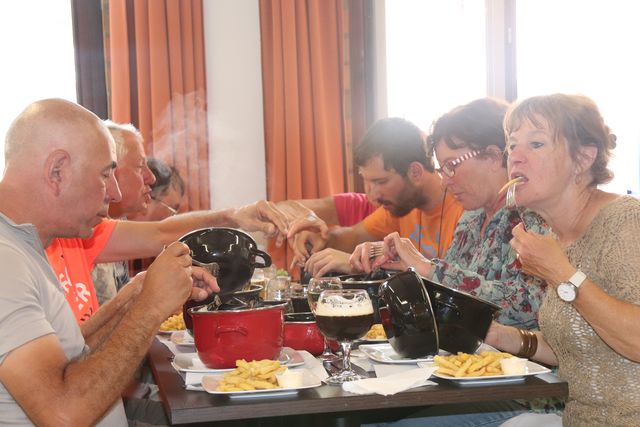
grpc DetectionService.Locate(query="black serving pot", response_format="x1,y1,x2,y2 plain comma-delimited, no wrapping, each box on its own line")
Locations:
339,271,396,324
179,227,271,295
378,270,439,359
421,277,501,354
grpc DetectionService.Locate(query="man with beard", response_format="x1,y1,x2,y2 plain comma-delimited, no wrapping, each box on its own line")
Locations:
292,117,464,277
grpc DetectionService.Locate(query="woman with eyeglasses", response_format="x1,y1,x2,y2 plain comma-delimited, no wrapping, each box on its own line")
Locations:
362,98,551,332
360,100,559,426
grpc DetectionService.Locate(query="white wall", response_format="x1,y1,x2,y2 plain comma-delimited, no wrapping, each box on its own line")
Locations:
203,0,267,210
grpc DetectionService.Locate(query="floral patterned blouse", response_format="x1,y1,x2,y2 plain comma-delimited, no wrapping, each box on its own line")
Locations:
431,207,550,330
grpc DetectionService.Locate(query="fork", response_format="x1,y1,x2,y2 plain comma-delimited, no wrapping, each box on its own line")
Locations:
368,244,384,259
506,182,527,231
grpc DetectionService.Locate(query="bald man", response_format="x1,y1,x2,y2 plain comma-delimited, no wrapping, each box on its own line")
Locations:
0,99,219,426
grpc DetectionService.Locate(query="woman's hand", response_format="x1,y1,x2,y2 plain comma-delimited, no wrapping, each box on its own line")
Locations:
378,232,435,277
510,224,575,286
349,241,382,273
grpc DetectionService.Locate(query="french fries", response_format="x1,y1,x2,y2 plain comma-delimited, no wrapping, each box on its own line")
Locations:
434,351,515,377
159,313,186,331
366,324,387,340
216,359,288,392
498,176,525,195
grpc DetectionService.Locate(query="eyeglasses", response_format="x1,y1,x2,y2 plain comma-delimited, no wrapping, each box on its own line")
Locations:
154,199,178,216
436,150,482,178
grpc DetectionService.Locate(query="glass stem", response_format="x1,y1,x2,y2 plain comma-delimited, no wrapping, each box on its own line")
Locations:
322,338,333,356
340,341,352,373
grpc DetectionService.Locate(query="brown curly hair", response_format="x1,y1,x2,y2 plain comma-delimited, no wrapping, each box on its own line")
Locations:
504,93,616,186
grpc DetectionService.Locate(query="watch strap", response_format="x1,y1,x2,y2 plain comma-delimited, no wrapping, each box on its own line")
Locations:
568,270,587,288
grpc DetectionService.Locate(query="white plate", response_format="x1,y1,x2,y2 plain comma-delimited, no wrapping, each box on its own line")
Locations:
157,329,184,335
359,343,445,364
172,347,305,374
422,360,552,386
170,330,194,347
201,369,321,397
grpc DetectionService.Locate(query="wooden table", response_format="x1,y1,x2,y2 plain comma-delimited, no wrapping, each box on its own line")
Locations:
148,339,568,425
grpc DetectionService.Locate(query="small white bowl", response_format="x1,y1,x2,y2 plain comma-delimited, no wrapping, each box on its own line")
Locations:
276,369,304,388
500,357,528,375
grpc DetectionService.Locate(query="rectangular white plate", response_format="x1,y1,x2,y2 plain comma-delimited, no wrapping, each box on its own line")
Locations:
359,343,444,364
171,347,305,374
422,360,552,386
201,369,321,397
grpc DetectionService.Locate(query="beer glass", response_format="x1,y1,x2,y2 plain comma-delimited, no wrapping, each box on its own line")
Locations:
315,289,374,384
307,277,342,361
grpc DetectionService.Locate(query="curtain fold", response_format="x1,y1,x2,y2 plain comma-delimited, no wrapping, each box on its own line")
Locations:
260,0,372,272
260,0,347,204
106,0,209,211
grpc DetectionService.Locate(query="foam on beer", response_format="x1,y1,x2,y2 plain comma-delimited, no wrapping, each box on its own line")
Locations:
315,295,373,316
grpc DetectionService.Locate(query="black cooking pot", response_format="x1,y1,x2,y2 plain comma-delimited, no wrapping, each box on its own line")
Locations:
378,270,439,359
421,277,501,354
179,227,271,295
339,271,395,323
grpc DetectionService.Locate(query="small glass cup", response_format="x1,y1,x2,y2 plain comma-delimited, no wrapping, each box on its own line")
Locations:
265,276,291,301
263,265,278,281
289,282,311,313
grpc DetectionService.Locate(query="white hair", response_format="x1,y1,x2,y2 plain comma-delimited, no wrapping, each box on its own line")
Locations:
103,120,142,160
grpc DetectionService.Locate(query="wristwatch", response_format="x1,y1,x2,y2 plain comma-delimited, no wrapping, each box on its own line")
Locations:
556,270,587,302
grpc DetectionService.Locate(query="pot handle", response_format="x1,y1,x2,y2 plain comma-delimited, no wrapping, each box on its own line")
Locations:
250,249,272,269
216,325,249,336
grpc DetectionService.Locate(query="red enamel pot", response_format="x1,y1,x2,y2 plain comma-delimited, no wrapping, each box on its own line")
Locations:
189,302,287,368
283,312,325,356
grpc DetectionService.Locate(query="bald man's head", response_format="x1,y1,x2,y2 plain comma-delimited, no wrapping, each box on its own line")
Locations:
5,99,110,171
1,99,121,244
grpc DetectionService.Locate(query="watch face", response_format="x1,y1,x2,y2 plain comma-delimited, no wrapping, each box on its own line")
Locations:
557,283,576,302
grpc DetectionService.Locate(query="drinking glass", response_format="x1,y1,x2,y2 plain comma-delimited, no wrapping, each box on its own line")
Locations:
289,282,311,313
315,289,374,384
265,276,291,301
307,277,342,361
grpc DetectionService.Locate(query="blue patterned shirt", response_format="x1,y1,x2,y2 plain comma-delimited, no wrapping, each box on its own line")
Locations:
432,207,550,330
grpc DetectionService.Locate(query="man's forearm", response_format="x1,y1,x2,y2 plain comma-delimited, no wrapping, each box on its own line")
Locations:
98,209,238,263
326,226,371,253
81,281,140,348
155,209,237,242
64,300,163,425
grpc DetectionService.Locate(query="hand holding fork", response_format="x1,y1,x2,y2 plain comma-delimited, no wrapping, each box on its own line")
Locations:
505,179,527,231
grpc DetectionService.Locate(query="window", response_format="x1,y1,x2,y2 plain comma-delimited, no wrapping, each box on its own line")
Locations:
0,0,77,175
385,0,487,132
516,0,640,194
384,0,639,193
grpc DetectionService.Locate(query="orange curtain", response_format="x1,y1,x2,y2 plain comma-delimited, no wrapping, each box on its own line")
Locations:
260,0,351,271
107,0,209,211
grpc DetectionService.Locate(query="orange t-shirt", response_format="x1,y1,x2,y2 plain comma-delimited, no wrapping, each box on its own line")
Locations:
45,219,117,323
362,194,464,259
